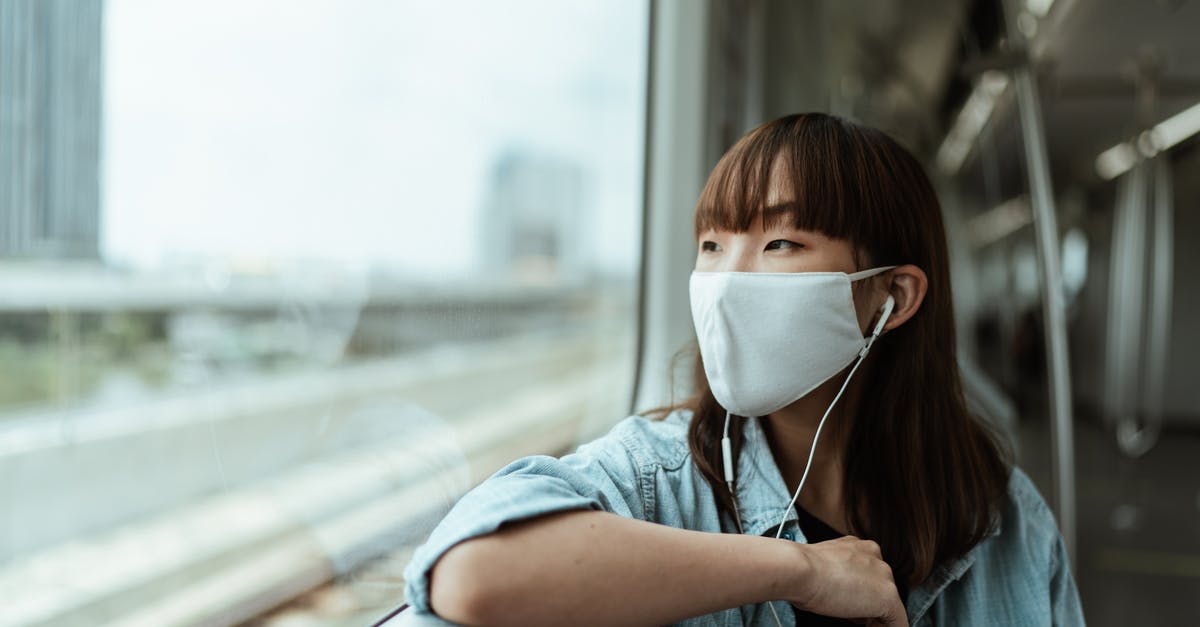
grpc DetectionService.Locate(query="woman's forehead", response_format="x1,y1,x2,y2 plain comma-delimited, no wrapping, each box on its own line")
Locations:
695,141,847,238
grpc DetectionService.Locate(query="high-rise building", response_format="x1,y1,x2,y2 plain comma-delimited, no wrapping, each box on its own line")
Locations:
482,149,586,278
0,0,103,259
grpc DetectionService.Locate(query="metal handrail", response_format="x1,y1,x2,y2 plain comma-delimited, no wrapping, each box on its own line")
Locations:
1141,156,1174,451
1004,0,1077,568
1111,155,1174,458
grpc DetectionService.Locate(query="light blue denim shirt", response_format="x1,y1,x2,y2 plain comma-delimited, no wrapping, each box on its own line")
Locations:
403,410,1085,625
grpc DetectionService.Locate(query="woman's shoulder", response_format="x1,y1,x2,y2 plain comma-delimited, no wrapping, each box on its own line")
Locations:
1001,467,1060,537
577,408,694,471
925,467,1081,625
982,466,1068,571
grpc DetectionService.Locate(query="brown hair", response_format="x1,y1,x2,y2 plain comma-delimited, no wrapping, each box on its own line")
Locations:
654,113,1010,586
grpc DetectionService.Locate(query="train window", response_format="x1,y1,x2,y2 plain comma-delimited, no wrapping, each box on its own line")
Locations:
0,0,647,625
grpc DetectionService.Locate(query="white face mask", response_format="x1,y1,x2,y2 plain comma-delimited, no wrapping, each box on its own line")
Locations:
689,266,896,417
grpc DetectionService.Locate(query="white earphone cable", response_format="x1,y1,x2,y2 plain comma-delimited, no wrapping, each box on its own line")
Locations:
773,332,880,540
724,411,785,627
721,295,893,625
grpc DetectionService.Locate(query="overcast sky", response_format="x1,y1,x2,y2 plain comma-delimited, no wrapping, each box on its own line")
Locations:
102,0,646,277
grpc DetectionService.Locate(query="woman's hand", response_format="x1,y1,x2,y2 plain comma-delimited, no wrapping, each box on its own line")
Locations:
788,536,909,626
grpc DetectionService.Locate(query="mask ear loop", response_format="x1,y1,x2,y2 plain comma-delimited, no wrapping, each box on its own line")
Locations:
772,294,895,541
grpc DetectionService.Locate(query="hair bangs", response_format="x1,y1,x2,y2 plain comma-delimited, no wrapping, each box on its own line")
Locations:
693,114,879,252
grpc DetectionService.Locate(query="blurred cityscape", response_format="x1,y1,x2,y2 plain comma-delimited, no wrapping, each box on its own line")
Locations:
1,1,643,626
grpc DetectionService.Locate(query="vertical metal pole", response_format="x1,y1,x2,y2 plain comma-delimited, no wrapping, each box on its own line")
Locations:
632,0,712,413
1012,65,1077,566
1105,163,1147,451
1128,156,1173,455
1146,156,1174,431
628,0,658,415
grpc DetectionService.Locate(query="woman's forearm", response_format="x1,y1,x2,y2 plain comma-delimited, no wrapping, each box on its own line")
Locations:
428,510,807,626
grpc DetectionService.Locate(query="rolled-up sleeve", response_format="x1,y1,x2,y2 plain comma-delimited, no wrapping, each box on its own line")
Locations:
401,422,650,614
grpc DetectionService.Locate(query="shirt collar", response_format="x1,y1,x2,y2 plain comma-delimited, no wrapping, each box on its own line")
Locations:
730,415,802,537
905,515,1002,623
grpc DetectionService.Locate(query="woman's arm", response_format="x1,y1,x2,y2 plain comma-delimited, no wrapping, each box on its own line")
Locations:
429,510,907,627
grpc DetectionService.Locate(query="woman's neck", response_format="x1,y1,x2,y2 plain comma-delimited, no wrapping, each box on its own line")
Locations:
761,369,863,534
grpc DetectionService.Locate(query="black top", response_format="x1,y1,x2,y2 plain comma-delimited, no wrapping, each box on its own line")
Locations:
778,507,908,626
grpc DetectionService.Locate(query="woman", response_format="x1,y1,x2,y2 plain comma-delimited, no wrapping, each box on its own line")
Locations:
402,113,1085,626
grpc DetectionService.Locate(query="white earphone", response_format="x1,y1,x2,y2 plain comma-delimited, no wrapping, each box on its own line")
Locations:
872,294,896,338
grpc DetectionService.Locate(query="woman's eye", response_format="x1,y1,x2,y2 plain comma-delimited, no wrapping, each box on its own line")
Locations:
700,240,721,252
765,239,803,251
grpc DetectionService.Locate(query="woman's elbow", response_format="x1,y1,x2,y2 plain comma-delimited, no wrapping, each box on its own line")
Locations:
428,539,508,624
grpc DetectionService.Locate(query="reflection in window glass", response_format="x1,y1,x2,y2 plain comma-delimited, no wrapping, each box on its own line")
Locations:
0,1,647,624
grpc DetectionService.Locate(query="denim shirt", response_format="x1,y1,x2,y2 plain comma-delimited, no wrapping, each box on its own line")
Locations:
403,410,1085,626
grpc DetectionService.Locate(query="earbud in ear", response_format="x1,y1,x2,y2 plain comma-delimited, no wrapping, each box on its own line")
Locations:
871,294,896,338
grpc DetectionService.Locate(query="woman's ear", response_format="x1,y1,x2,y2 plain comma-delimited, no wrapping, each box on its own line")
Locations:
881,264,927,333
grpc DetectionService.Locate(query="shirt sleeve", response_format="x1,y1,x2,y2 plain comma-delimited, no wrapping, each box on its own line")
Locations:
1049,530,1086,626
401,420,650,615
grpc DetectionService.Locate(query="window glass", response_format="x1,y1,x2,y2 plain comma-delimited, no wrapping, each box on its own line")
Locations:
0,1,647,624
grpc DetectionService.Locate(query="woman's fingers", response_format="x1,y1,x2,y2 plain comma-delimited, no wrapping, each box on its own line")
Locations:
789,536,908,626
